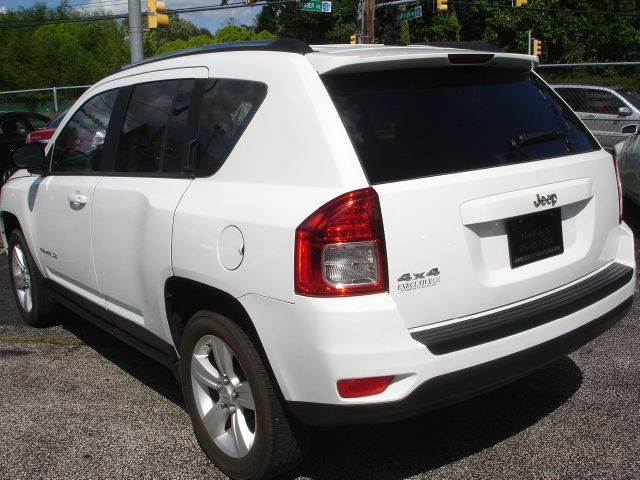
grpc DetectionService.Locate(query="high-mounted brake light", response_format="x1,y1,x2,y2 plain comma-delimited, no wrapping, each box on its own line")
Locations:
295,187,388,297
610,151,623,224
448,54,494,65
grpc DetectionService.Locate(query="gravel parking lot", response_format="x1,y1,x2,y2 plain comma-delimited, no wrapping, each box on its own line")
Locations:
1,203,639,480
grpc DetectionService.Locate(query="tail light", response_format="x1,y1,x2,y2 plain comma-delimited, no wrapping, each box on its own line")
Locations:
610,151,623,224
295,187,387,296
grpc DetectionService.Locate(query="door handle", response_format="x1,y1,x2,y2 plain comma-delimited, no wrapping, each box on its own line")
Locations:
67,193,88,208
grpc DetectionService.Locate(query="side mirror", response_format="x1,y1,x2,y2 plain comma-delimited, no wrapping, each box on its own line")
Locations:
618,106,632,116
11,143,46,174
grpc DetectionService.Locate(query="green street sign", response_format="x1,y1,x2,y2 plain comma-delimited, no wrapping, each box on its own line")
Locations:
395,6,422,23
299,0,332,13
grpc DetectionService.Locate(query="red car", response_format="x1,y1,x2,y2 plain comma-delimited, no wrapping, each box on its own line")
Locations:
25,110,67,145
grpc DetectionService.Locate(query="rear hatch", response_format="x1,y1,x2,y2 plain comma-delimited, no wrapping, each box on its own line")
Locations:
321,55,621,330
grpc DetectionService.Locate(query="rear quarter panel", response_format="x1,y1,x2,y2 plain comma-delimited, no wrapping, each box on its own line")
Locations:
172,52,368,303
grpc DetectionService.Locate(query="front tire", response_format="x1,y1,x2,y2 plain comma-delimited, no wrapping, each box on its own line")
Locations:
7,229,55,326
180,311,306,480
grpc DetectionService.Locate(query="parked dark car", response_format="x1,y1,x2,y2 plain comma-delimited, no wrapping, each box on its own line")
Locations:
0,111,50,186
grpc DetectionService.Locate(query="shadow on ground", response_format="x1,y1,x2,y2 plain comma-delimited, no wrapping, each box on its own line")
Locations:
289,358,582,480
59,312,184,407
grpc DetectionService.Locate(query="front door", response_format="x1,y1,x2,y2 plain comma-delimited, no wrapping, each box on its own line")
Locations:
30,89,118,306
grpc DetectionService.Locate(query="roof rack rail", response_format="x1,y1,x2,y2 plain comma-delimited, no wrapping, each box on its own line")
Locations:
119,38,314,71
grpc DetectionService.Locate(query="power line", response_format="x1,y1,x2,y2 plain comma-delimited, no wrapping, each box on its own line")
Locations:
5,0,640,30
70,0,128,7
0,1,286,29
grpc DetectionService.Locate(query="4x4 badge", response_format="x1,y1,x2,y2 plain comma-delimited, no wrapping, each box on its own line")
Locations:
397,268,441,292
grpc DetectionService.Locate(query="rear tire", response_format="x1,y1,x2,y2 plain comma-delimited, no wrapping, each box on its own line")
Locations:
180,311,307,480
7,229,55,327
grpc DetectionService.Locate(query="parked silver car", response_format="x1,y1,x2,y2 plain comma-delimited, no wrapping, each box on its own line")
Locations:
553,84,640,147
612,138,640,206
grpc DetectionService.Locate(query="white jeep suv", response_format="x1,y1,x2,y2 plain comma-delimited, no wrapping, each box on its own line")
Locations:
1,39,635,480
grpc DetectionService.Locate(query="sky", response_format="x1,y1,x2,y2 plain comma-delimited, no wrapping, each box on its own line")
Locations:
0,0,262,35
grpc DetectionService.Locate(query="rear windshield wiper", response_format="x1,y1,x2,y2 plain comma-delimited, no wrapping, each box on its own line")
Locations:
510,130,568,148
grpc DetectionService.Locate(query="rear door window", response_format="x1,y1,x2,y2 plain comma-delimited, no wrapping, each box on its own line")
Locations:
323,68,599,184
115,80,180,173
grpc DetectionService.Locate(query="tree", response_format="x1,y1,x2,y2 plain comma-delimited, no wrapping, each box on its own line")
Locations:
142,15,213,57
153,26,279,55
0,1,128,91
256,0,357,44
214,25,255,43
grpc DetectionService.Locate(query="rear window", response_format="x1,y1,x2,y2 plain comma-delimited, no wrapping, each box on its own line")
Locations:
323,68,599,184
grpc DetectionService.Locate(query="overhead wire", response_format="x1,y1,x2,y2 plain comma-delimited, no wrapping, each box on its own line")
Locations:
0,1,280,28
2,0,640,29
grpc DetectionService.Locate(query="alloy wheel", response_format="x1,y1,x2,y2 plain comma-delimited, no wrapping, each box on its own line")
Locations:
191,334,257,458
11,244,32,313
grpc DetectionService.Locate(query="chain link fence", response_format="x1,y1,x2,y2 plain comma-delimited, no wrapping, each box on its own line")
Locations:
538,64,640,204
0,85,90,117
537,64,640,149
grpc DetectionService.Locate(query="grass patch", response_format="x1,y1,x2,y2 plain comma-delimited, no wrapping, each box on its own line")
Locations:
0,336,83,347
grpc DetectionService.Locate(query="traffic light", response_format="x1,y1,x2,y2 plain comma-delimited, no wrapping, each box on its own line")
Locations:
515,0,528,6
350,34,357,44
147,0,169,29
533,39,542,56
246,0,255,4
436,0,448,11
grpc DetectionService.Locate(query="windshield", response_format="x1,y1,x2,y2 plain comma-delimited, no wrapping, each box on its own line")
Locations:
323,67,599,184
48,110,67,128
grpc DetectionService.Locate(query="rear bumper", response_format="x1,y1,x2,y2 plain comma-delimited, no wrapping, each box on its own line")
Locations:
411,262,634,355
288,296,633,426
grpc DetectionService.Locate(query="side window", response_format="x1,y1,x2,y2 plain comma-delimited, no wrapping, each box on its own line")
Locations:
0,117,28,137
115,80,180,173
197,79,267,177
585,89,625,115
51,89,117,173
555,88,586,112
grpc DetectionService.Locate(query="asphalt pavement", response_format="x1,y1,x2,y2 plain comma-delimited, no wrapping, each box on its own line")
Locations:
1,203,639,480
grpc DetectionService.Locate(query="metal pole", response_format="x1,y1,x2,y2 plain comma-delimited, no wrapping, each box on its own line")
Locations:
528,30,531,55
53,87,58,113
128,0,144,63
357,0,364,44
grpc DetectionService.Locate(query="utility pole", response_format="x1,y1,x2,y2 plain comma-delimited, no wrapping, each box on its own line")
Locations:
357,0,375,44
128,0,144,62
